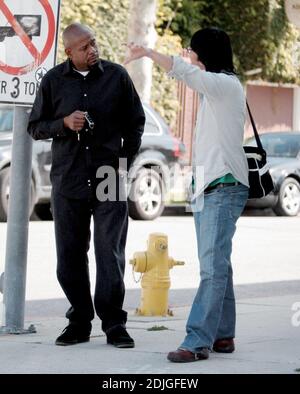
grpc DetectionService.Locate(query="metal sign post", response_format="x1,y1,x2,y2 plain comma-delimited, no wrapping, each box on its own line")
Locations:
0,0,60,334
1,106,35,333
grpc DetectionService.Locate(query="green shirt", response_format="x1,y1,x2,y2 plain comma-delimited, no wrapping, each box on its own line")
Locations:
192,173,238,190
209,173,238,187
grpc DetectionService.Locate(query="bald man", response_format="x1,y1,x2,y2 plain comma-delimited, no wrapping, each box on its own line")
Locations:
28,23,145,348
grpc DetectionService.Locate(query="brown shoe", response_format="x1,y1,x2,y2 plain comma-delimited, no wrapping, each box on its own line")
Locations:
213,338,235,353
167,348,209,363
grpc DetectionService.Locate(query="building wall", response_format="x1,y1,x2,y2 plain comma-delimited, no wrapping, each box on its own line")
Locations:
245,84,294,137
175,81,295,163
176,82,198,163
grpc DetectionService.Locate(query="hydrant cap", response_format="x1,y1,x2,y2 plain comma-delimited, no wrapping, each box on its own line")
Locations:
148,233,168,243
148,233,168,253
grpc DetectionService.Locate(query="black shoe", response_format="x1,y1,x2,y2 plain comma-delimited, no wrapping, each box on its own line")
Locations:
55,323,91,346
106,326,135,348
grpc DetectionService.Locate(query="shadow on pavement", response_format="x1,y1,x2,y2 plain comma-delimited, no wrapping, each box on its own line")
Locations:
25,279,300,319
30,204,297,220
162,206,279,217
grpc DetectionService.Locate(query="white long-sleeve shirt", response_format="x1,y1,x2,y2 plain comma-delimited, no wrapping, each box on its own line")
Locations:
168,56,249,200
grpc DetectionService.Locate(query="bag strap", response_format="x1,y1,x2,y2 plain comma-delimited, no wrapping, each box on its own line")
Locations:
246,101,263,150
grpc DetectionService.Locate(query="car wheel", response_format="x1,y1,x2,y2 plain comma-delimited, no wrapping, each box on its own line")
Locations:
273,177,300,216
128,168,165,220
34,203,53,221
0,167,36,222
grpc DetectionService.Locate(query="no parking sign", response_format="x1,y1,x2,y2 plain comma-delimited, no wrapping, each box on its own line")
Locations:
0,0,60,105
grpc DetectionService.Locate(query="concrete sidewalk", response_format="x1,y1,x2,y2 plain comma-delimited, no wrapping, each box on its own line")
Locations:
0,293,299,374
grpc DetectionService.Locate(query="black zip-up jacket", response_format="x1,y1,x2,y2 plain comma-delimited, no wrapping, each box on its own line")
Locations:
27,59,145,199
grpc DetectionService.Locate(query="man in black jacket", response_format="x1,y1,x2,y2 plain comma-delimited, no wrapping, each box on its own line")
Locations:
28,23,145,348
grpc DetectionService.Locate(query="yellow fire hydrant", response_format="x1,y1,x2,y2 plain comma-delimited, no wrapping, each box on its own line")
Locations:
129,233,185,316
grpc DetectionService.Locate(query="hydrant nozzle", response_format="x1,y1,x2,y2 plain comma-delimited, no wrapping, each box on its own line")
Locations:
173,260,185,267
129,252,147,273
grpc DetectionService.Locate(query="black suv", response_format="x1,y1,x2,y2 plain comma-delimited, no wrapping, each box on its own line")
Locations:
0,104,187,221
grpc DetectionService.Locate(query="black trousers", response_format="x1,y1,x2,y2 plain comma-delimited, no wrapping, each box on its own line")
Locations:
51,190,128,333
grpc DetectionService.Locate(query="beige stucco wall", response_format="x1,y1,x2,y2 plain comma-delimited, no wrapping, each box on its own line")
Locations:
245,84,294,137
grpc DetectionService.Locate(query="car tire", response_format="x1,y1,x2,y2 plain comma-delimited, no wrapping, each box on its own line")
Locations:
0,167,36,222
128,167,165,220
273,177,300,217
34,203,53,221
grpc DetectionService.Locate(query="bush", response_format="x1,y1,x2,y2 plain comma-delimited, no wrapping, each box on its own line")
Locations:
170,0,300,84
58,0,129,64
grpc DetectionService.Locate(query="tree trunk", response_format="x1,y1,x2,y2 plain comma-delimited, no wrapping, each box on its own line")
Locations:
126,0,157,103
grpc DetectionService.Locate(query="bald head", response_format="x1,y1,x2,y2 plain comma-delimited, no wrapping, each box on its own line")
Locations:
62,23,99,71
63,23,94,49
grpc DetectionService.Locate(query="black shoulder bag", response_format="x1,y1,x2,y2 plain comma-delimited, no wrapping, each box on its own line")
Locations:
244,102,274,199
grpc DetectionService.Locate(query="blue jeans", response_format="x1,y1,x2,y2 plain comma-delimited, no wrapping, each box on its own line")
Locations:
180,184,249,352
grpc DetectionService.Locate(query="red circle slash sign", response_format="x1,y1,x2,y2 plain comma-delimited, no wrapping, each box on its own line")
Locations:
0,0,55,75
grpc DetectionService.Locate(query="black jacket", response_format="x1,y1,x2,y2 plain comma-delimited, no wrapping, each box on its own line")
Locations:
27,59,145,199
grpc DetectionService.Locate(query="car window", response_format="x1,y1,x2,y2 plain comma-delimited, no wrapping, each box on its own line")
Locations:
144,109,161,136
0,108,13,132
245,134,300,158
262,135,300,158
